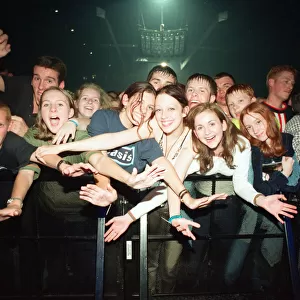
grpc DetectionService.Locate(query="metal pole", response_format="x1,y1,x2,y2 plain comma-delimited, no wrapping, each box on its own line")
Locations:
140,213,148,300
95,207,108,300
283,216,300,300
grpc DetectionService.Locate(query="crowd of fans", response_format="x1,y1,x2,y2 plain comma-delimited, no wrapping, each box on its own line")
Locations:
0,28,299,295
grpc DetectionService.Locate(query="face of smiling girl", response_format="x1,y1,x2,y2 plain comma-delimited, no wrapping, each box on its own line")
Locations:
77,87,101,118
122,91,155,127
242,112,269,143
155,93,187,135
41,89,74,134
193,110,227,154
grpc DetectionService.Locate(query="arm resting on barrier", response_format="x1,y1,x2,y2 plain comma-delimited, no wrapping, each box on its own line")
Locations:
0,167,36,221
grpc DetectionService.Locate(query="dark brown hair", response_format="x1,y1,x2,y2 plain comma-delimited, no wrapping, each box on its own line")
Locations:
186,103,246,173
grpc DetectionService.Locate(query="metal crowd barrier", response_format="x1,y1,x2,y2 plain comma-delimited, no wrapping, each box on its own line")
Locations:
0,171,299,300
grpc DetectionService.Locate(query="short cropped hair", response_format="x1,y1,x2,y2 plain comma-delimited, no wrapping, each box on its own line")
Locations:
214,72,236,84
0,102,11,122
266,65,297,86
225,84,255,103
147,65,177,82
186,73,217,95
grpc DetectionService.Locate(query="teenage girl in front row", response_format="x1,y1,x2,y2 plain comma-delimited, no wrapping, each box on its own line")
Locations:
36,83,226,216
167,103,297,237
23,86,170,214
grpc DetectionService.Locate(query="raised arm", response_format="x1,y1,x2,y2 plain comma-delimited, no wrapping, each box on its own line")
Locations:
0,29,11,92
104,184,168,242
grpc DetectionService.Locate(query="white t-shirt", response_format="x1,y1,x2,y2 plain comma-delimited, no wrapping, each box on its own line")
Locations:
187,135,258,204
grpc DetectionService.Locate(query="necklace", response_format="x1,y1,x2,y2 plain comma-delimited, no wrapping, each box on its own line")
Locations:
159,128,190,161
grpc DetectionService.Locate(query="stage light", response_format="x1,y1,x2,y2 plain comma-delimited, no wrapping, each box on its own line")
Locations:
139,27,187,57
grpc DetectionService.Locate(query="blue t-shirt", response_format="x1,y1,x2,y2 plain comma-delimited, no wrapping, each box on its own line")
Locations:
87,109,163,173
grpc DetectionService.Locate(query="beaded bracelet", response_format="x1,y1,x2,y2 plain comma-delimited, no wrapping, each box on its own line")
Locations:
168,215,182,223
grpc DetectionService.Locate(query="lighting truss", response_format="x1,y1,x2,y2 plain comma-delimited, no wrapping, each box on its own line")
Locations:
139,26,188,57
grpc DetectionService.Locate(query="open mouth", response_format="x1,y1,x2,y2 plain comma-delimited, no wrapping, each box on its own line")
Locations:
84,106,94,111
205,135,216,143
49,116,60,126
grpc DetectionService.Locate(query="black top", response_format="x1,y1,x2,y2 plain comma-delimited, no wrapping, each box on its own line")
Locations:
0,75,36,127
0,132,37,175
251,132,297,195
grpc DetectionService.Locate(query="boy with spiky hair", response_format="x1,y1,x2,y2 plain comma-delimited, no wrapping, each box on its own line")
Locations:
185,73,217,108
147,65,177,91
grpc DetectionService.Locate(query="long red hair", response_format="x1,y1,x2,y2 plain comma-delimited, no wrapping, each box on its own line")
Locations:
240,102,285,157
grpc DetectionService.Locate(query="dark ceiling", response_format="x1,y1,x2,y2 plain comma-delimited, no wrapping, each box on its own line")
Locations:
1,0,300,95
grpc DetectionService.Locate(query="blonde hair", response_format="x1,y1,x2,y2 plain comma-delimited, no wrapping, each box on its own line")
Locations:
34,87,76,140
186,103,246,173
74,82,112,111
266,65,297,87
0,102,11,122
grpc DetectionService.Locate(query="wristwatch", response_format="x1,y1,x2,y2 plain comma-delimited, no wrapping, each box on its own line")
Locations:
7,197,23,208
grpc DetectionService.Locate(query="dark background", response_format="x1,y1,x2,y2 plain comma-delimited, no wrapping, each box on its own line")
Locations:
1,0,300,96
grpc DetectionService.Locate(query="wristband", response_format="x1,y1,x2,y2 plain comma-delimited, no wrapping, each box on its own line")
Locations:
178,188,190,203
68,119,78,127
168,215,182,223
56,159,72,171
128,211,136,222
7,197,23,208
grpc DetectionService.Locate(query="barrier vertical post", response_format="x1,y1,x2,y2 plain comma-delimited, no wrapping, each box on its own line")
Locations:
95,207,109,300
283,216,300,300
140,213,148,300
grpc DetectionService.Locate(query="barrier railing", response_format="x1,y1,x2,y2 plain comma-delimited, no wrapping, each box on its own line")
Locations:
0,171,299,300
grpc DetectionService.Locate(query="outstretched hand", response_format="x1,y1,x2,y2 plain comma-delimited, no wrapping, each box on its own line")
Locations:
0,205,22,222
171,218,200,240
80,183,117,207
257,194,298,224
62,162,99,177
52,121,77,145
185,193,228,209
126,164,165,189
104,214,133,242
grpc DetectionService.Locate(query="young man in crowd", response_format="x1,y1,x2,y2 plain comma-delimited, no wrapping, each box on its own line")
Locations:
214,72,236,117
147,65,177,91
225,83,256,128
0,29,66,136
263,65,297,132
185,73,217,108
